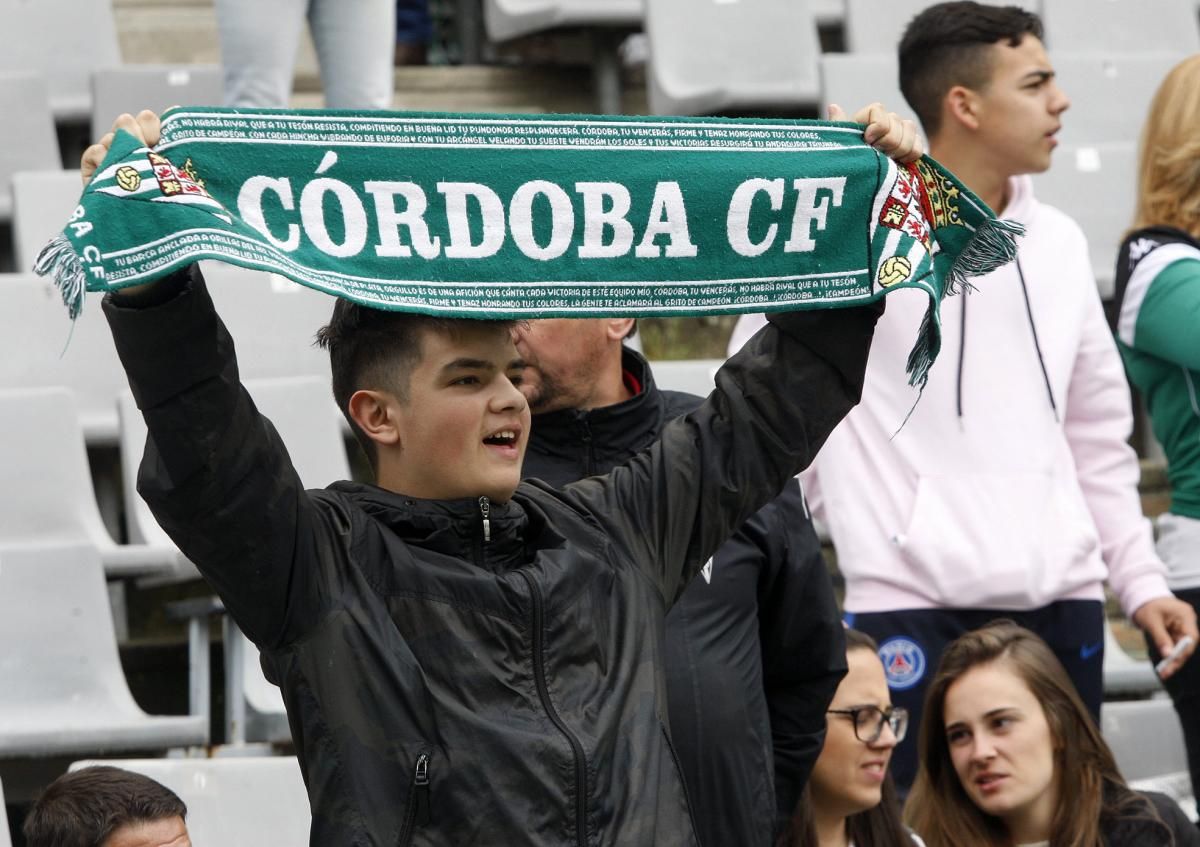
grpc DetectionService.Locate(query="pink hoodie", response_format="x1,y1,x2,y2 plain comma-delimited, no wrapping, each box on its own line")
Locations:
729,176,1169,617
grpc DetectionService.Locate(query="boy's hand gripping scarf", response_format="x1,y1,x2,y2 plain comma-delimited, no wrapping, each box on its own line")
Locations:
36,108,1021,387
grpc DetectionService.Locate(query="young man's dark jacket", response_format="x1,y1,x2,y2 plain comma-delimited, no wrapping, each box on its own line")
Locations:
522,347,847,846
103,265,879,847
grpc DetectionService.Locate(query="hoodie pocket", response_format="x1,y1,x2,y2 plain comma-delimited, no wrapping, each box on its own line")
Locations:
398,752,431,847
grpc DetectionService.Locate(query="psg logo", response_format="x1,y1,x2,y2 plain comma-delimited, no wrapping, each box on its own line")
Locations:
878,636,927,690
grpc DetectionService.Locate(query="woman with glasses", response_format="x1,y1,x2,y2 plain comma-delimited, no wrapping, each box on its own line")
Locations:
906,621,1198,847
786,628,924,847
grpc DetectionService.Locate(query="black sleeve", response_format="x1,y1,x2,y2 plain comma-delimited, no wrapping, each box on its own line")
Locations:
102,264,338,649
559,302,882,605
1147,792,1200,847
754,479,847,833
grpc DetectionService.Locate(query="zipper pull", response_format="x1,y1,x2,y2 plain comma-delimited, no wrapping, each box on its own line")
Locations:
414,753,431,827
479,496,491,543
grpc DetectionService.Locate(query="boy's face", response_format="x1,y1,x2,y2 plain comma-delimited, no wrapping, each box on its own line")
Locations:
392,323,530,503
970,34,1070,177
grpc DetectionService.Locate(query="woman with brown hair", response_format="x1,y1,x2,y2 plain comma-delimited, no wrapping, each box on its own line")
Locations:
1114,52,1200,801
906,621,1197,846
786,629,924,847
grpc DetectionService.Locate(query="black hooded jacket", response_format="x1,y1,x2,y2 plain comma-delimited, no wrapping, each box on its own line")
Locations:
523,349,847,846
103,267,878,846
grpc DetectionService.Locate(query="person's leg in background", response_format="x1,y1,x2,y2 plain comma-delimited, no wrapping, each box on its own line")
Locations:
1147,586,1200,800
394,0,434,66
309,0,396,108
214,0,308,108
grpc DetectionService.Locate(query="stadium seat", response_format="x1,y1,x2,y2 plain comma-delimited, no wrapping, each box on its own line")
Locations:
1032,142,1137,300
0,0,121,122
484,0,641,114
0,775,10,847
843,0,1041,54
0,386,176,577
0,542,208,758
1053,52,1184,148
1102,697,1189,783
90,65,224,141
70,757,310,846
645,0,821,116
650,358,722,398
1101,618,1162,696
1042,0,1200,53
0,275,129,445
0,73,62,222
819,54,914,125
12,170,84,273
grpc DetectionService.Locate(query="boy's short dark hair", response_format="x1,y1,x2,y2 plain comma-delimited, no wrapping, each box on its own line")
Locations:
23,766,187,847
898,1,1044,136
315,300,516,471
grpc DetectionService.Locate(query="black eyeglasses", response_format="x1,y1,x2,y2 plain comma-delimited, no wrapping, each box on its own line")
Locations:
826,705,909,744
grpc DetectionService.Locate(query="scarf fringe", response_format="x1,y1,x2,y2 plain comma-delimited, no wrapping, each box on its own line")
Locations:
34,234,86,320
944,217,1025,296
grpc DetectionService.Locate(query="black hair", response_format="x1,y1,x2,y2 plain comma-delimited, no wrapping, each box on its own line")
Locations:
315,300,515,472
23,766,187,847
898,2,1043,136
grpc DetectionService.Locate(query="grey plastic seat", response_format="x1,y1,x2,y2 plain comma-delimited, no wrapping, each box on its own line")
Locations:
820,54,914,125
0,386,175,577
0,0,121,122
1102,697,1189,783
1053,52,1185,147
91,65,223,141
843,0,1040,54
0,275,129,445
650,359,722,399
1101,618,1161,696
1032,142,1136,299
1042,0,1200,53
0,73,62,222
71,757,309,846
12,170,84,273
645,0,821,116
0,542,208,758
120,376,349,743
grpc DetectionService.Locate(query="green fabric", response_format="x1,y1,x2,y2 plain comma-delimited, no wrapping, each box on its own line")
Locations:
1121,257,1200,519
36,107,1020,387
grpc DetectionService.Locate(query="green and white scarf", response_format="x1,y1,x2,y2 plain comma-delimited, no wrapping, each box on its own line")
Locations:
36,107,1020,386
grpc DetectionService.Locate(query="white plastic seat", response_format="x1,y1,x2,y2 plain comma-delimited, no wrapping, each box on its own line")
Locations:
1032,142,1137,300
1101,618,1162,696
1102,697,1189,783
0,542,208,757
820,54,914,125
1042,0,1200,53
484,0,640,41
1052,52,1185,148
90,65,223,141
12,170,84,274
645,0,821,116
0,73,62,222
649,359,722,399
0,386,175,577
71,757,310,846
843,0,1041,54
0,0,121,122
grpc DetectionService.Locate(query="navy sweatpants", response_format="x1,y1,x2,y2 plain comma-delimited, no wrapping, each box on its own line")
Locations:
845,600,1105,794
1146,586,1200,800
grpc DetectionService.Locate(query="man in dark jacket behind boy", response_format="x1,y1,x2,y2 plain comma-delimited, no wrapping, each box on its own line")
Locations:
518,319,846,846
87,107,917,845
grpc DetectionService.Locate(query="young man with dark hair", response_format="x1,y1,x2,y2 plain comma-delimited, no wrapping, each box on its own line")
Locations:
731,0,1198,793
85,107,918,844
24,766,189,847
516,317,847,846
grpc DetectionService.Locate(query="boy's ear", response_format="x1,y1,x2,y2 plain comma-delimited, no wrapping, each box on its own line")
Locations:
945,84,981,131
347,389,403,450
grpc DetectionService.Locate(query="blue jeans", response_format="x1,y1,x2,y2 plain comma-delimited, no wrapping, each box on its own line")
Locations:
216,0,395,108
396,0,433,45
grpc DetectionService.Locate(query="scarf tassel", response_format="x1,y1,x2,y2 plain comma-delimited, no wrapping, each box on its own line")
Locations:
944,217,1025,296
34,234,86,321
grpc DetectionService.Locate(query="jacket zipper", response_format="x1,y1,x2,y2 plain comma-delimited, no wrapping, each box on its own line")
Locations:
518,570,589,847
479,496,491,543
398,752,431,847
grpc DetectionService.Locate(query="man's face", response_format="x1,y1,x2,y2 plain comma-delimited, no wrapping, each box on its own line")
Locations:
392,323,530,503
102,816,190,847
512,319,617,413
971,35,1070,176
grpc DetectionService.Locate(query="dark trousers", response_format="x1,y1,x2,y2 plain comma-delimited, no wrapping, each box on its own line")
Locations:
845,600,1105,794
1145,586,1200,800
